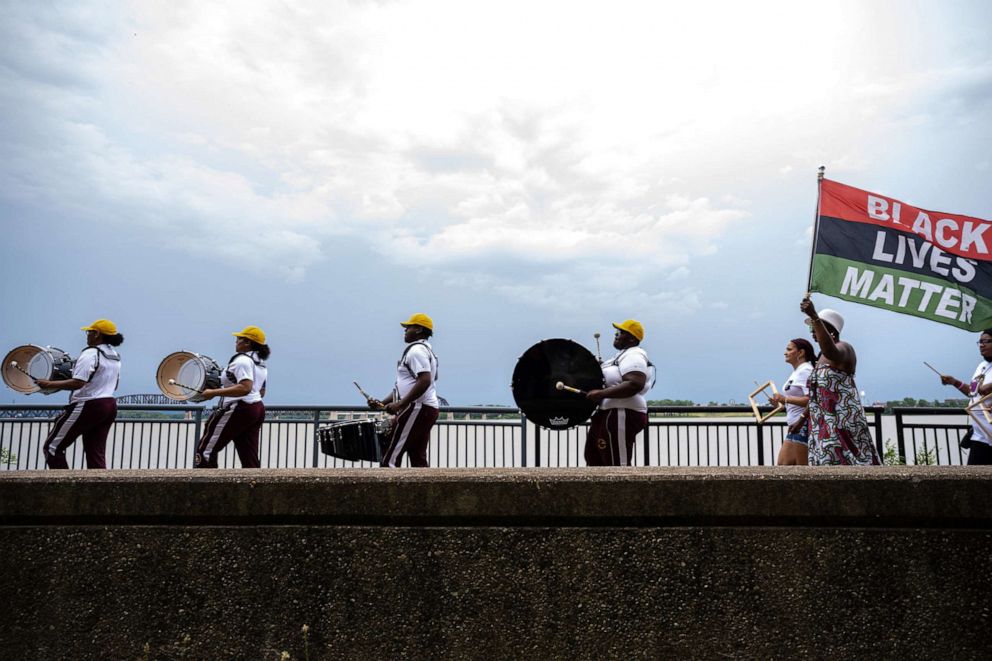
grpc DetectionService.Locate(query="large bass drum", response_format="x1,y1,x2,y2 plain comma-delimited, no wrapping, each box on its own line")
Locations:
156,351,222,402
511,338,604,430
2,345,75,395
318,419,391,463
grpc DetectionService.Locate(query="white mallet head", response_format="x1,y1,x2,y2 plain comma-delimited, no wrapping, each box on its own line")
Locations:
10,361,18,368
555,381,564,390
168,378,176,385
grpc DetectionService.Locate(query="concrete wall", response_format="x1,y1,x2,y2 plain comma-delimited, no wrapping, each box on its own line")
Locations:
1,467,990,659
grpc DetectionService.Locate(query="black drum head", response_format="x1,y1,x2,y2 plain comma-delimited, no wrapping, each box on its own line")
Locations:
511,338,603,430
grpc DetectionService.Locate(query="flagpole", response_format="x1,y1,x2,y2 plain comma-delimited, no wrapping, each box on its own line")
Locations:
805,165,826,294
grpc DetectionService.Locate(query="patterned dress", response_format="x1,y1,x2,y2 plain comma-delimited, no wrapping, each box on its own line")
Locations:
807,364,880,466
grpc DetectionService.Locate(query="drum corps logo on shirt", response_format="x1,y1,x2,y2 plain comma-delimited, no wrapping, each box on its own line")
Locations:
549,416,569,426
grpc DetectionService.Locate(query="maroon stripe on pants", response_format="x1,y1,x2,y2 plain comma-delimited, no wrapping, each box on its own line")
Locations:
381,403,439,467
43,398,117,469
584,408,648,466
194,401,265,469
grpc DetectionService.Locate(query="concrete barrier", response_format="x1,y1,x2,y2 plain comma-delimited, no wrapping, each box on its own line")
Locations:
1,467,990,659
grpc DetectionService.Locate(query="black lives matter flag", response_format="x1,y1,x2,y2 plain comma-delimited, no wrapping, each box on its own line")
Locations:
809,179,992,331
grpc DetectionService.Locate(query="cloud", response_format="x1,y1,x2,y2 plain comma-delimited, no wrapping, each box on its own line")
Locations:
1,0,985,301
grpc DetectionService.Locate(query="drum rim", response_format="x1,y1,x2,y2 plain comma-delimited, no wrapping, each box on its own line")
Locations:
2,344,68,394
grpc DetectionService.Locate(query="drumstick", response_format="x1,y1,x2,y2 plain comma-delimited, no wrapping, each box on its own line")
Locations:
556,381,587,396
167,378,203,394
354,381,385,410
8,361,38,382
923,361,943,377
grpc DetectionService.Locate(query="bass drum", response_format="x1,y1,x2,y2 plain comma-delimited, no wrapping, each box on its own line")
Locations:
511,338,603,430
156,351,222,402
318,419,391,463
1,345,75,395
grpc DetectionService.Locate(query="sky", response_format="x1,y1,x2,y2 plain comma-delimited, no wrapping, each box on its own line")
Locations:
1,0,991,406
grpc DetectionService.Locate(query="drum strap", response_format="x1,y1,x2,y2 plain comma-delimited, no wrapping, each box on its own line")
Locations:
608,348,656,390
224,352,266,390
399,341,439,382
79,346,121,383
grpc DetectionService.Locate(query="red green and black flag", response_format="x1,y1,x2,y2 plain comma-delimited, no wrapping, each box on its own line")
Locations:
808,178,992,331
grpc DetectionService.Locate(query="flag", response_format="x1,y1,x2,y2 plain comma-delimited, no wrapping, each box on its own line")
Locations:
809,178,992,331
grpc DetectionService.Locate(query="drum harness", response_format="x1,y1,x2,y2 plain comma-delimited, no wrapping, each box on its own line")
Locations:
78,345,121,382
604,348,657,392
218,352,267,410
394,341,448,407
63,345,120,406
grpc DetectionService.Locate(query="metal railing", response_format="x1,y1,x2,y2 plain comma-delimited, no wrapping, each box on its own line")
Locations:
891,407,972,465
0,403,969,470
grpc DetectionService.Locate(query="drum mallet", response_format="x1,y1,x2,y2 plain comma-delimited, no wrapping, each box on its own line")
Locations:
8,361,38,382
354,381,385,410
556,381,588,396
594,332,602,362
167,378,203,395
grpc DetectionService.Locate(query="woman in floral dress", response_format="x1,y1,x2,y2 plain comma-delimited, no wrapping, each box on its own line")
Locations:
799,298,880,466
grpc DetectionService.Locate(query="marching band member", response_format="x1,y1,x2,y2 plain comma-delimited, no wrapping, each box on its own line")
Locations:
800,298,880,466
193,326,269,469
37,319,124,469
938,329,992,465
370,313,440,468
584,319,654,466
768,338,817,466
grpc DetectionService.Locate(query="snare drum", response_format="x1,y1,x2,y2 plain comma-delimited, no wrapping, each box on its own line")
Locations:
156,351,222,402
2,345,75,395
318,419,391,463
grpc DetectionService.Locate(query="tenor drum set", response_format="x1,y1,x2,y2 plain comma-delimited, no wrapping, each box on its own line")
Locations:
317,418,392,463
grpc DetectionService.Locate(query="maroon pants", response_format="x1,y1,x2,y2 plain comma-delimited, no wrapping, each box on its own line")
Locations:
194,401,265,469
381,403,439,467
44,398,118,469
584,408,648,466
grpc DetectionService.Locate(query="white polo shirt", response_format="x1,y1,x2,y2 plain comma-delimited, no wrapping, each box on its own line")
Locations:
969,360,992,445
220,352,267,406
395,341,439,408
782,362,813,425
600,347,652,413
70,344,121,402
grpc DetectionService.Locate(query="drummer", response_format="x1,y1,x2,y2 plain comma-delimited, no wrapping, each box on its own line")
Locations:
37,319,124,469
193,326,270,469
368,313,440,468
584,319,654,466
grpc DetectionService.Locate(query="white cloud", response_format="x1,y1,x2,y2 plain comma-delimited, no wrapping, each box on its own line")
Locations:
1,0,984,300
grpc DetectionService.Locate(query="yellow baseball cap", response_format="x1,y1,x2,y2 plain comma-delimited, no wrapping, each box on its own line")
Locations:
612,319,644,342
81,319,118,335
400,313,433,331
233,325,266,344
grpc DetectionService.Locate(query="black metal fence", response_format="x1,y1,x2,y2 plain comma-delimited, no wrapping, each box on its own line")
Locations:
1,403,971,470
891,407,972,466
